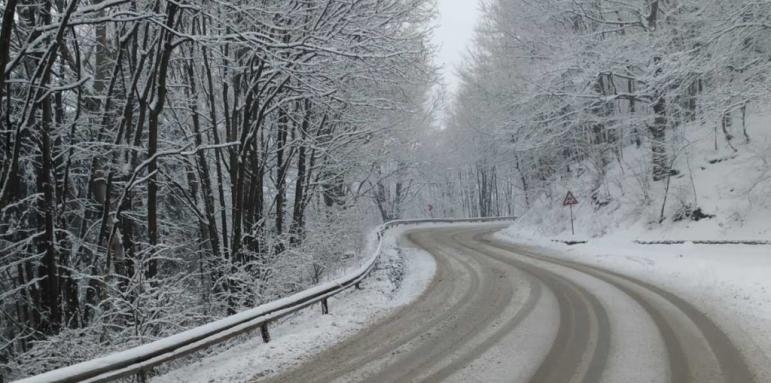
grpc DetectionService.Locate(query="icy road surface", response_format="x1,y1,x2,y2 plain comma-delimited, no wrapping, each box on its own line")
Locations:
257,225,764,383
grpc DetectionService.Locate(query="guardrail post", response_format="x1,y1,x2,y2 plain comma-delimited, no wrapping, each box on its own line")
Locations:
14,218,519,383
137,368,149,383
261,323,271,343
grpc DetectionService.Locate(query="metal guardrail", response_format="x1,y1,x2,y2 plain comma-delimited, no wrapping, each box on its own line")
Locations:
550,240,771,246
14,217,515,383
551,240,588,245
634,240,771,245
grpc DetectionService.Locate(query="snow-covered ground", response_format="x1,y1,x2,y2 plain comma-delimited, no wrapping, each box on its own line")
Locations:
494,230,771,379
150,108,771,381
152,227,436,383
493,108,771,376
511,109,771,242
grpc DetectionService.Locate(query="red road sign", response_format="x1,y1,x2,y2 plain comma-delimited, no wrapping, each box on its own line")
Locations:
563,191,578,235
563,191,578,206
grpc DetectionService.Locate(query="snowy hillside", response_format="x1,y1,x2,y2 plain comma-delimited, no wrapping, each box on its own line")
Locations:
505,109,771,242
492,110,771,382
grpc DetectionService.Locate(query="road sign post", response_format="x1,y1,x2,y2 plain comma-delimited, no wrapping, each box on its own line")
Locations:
563,191,579,236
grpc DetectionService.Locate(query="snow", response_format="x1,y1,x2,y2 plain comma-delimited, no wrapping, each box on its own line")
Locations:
443,262,560,383
496,221,771,381
509,109,771,242
15,220,513,383
490,107,771,380
14,226,390,383
150,226,436,383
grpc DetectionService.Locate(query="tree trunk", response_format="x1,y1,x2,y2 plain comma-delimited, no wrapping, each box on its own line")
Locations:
650,96,668,181
184,44,221,262
0,0,18,129
290,101,311,245
199,17,230,260
742,104,749,143
275,107,289,236
146,2,179,279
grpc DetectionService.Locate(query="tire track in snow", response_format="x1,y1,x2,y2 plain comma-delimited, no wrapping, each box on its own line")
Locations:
257,225,758,383
477,233,758,383
454,232,610,383
261,227,538,383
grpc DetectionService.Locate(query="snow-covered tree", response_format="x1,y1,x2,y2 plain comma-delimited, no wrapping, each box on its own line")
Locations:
0,0,436,379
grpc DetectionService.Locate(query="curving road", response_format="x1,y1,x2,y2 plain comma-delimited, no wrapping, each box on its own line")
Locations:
258,225,763,383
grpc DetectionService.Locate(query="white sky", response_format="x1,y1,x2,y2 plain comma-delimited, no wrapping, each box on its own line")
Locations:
433,0,481,96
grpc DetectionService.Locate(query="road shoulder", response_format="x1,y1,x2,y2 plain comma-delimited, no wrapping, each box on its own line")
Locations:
494,229,771,382
151,228,437,383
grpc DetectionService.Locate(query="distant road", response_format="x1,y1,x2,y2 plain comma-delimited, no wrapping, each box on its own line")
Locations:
258,225,760,383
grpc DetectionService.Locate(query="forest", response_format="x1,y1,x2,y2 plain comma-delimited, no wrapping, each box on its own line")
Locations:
422,0,771,224
5,0,771,381
0,0,434,379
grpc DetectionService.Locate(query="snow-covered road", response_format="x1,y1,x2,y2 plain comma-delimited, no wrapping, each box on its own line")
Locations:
259,225,767,383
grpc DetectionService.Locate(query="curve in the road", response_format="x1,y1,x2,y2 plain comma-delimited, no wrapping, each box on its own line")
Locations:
472,233,757,383
257,226,760,383
451,233,611,383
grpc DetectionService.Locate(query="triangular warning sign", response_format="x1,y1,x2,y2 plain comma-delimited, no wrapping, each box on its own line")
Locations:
563,191,578,206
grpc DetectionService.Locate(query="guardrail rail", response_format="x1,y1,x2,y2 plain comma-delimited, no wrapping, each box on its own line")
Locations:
14,217,515,383
634,240,771,245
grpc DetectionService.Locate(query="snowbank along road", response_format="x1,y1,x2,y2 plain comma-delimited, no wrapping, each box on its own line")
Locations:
257,225,764,383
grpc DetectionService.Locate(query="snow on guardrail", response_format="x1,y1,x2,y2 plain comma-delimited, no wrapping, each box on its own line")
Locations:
13,217,515,383
634,240,771,245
